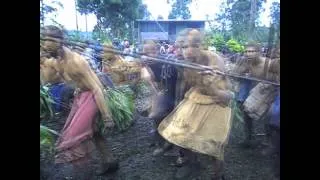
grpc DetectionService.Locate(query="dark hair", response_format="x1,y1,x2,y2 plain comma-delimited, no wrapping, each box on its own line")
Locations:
42,25,64,39
245,42,261,51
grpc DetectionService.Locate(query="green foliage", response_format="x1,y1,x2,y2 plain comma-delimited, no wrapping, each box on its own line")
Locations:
105,88,135,132
230,98,245,138
138,4,151,20
231,99,244,123
40,86,54,120
40,0,64,27
226,39,245,53
66,31,84,42
270,2,280,38
77,0,144,40
215,0,266,42
168,0,192,19
204,33,226,52
213,34,226,52
252,26,270,44
40,125,58,153
92,26,112,43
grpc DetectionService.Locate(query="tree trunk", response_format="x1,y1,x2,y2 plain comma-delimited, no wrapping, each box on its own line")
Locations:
40,0,44,27
266,23,275,57
248,0,257,41
74,0,79,32
85,13,88,38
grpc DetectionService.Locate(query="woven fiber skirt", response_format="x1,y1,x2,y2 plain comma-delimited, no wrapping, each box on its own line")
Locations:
158,88,232,160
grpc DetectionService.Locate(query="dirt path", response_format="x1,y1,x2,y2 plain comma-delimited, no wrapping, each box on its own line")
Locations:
40,86,277,180
41,112,276,180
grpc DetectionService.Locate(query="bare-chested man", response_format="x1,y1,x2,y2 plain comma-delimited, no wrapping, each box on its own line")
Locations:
141,40,179,156
41,25,118,177
234,43,278,148
158,29,233,179
40,56,74,115
262,45,280,179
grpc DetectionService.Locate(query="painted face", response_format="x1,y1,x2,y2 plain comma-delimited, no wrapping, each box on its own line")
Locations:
182,36,201,62
174,42,184,60
244,47,259,60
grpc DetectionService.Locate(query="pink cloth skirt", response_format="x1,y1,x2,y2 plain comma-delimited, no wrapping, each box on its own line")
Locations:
55,91,99,164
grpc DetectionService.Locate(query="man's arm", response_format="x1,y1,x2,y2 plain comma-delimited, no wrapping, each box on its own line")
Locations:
233,57,248,74
65,51,112,122
75,65,112,122
266,59,280,82
205,54,234,105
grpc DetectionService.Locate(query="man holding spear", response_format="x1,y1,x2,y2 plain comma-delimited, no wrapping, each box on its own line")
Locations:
41,25,118,177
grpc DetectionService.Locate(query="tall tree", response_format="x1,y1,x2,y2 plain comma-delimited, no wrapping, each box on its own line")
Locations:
157,15,164,20
40,0,64,28
74,0,79,31
270,2,280,38
138,4,151,20
168,0,192,19
215,0,264,42
248,0,257,40
77,0,143,40
215,1,232,37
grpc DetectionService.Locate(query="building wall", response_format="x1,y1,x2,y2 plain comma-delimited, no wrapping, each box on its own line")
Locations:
136,21,205,43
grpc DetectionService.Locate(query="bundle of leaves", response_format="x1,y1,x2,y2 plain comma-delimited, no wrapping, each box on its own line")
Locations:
105,88,135,131
116,85,136,99
135,81,152,97
230,98,245,137
40,86,54,120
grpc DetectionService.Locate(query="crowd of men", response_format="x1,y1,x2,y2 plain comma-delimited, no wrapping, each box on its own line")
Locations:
40,25,280,180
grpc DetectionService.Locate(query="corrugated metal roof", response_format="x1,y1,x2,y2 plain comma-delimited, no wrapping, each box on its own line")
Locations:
136,19,206,22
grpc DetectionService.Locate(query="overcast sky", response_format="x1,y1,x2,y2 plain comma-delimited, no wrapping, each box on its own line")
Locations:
43,0,280,31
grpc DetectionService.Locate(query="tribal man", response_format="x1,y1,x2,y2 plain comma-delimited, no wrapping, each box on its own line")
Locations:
142,40,178,156
41,25,118,177
158,29,233,179
233,43,278,148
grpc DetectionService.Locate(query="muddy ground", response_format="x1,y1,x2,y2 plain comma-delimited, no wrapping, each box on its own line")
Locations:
40,89,278,180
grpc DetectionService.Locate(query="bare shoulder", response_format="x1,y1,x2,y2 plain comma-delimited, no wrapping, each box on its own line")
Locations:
64,46,90,67
205,50,225,71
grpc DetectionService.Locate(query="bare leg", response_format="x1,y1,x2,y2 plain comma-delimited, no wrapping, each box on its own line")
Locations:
212,158,224,180
152,114,173,156
72,156,92,180
93,133,119,175
93,133,113,163
241,111,258,148
175,149,200,179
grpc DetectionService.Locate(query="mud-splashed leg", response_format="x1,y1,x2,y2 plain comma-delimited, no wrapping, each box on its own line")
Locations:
93,133,119,175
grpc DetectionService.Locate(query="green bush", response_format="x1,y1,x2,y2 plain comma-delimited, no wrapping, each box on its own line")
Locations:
226,39,245,53
204,33,226,52
212,34,225,52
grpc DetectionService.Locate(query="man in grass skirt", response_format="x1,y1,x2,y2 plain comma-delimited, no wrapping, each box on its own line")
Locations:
158,29,234,179
41,25,118,177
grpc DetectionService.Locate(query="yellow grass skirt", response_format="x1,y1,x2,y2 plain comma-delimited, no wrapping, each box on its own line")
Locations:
158,88,232,160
